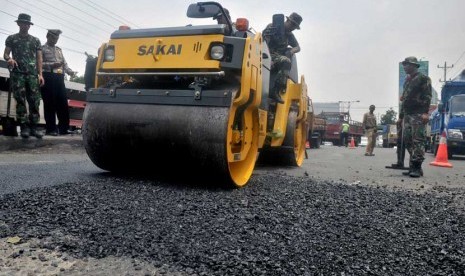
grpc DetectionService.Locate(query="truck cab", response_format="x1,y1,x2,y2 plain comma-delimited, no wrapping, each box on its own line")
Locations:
430,78,465,158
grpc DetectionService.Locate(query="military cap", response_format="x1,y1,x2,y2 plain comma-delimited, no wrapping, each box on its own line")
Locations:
369,104,375,109
287,12,302,29
15,13,33,25
401,56,420,68
47,29,62,36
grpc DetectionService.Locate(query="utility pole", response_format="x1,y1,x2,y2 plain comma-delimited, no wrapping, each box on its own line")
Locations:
438,62,454,83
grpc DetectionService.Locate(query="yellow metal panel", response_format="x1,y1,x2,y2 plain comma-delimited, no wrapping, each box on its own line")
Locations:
102,35,224,69
258,109,267,148
269,76,308,147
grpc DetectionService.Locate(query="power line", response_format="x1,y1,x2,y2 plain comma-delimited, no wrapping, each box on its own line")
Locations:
36,0,114,35
12,0,105,43
453,50,465,66
0,25,88,56
437,61,454,83
78,0,140,29
0,5,97,50
81,0,141,28
0,9,18,19
58,0,118,30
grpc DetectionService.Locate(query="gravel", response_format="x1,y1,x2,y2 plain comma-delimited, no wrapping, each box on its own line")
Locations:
0,174,464,275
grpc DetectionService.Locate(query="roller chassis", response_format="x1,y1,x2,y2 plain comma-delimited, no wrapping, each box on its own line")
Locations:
83,2,308,187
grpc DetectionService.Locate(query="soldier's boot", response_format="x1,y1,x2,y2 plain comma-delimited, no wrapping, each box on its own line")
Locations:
20,124,30,139
30,125,44,139
402,162,412,175
402,164,423,176
409,162,423,178
269,87,284,104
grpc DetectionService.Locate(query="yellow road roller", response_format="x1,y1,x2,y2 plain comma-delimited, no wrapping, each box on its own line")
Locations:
83,2,308,187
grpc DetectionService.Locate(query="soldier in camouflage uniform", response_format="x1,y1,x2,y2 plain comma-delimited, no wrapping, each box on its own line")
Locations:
263,12,302,104
398,56,432,177
3,13,44,138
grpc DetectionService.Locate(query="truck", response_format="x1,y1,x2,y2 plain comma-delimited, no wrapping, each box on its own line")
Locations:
429,70,465,158
318,111,364,146
307,99,326,148
0,60,86,135
82,2,309,187
381,124,397,148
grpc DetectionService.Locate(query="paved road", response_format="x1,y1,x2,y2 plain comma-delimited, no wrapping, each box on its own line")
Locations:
1,136,463,194
257,145,465,192
0,135,103,195
1,136,464,275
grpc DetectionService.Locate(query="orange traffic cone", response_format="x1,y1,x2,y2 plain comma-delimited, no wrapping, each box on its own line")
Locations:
349,136,355,149
306,141,310,149
430,131,453,168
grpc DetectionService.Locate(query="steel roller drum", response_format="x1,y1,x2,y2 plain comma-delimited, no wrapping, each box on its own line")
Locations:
82,102,256,186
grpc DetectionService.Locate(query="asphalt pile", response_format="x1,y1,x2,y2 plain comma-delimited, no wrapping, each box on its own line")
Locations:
0,174,464,275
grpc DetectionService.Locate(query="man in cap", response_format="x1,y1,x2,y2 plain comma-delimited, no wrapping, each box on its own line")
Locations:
3,13,44,138
263,12,302,104
362,105,377,156
41,29,77,136
399,56,432,177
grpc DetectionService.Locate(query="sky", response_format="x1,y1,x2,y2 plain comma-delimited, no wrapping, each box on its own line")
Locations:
1,0,465,121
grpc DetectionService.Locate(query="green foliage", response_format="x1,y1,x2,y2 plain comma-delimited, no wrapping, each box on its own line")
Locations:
69,75,85,84
380,108,397,125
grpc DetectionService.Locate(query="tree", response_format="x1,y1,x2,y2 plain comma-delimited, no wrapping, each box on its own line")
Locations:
380,108,397,125
69,75,85,84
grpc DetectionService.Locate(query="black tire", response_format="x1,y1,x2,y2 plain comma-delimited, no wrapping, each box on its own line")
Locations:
311,136,321,149
315,137,321,149
258,109,300,166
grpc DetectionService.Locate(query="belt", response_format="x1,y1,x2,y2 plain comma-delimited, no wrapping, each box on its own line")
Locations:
45,68,63,74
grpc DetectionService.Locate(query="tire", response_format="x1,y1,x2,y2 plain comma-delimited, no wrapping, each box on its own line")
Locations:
315,137,321,149
311,135,321,149
258,109,304,166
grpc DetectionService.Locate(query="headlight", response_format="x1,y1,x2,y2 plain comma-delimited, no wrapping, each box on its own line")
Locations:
447,129,463,139
104,46,115,62
210,45,225,60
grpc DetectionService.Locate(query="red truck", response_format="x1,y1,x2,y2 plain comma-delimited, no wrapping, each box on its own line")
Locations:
319,111,364,146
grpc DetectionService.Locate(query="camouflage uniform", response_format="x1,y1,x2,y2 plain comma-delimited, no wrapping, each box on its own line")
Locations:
400,71,432,172
395,117,406,167
5,33,42,125
263,23,299,100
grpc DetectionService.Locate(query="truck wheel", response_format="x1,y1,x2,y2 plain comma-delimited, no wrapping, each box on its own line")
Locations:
315,137,321,149
311,136,321,149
